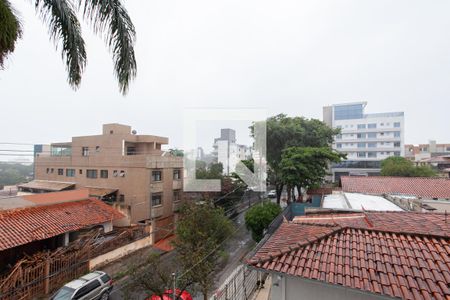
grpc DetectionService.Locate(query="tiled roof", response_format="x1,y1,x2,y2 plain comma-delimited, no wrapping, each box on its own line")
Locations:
17,180,76,192
248,212,450,299
0,199,124,251
341,176,450,199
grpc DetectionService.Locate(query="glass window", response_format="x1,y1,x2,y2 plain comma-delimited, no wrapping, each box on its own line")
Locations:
394,131,401,138
368,152,377,158
357,143,366,148
100,170,108,178
357,124,366,129
126,146,136,155
334,104,364,120
367,132,377,139
335,134,342,140
173,169,181,180
357,133,366,139
367,142,377,148
394,122,401,128
46,168,50,174
79,169,83,175
394,142,401,148
50,168,54,173
100,274,111,284
336,143,342,149
152,170,162,181
152,193,162,206
119,170,125,177
66,169,75,177
52,286,75,300
357,152,366,158
86,169,97,178
119,194,125,202
82,147,89,156
394,151,401,156
173,190,181,202
57,168,64,175
368,123,377,129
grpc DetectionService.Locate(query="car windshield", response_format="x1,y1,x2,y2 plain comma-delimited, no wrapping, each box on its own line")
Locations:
52,286,75,300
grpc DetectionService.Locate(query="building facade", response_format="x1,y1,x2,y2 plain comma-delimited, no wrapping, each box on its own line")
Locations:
405,140,450,161
32,124,183,228
212,128,251,175
323,102,404,182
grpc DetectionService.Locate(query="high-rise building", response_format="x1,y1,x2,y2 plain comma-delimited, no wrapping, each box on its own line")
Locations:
323,102,405,182
212,128,251,175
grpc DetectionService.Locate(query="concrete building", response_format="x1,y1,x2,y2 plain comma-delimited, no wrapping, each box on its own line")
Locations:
28,124,183,232
323,102,404,182
405,140,450,161
212,128,251,175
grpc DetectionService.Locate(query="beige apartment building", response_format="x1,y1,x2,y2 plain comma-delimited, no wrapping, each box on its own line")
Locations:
25,124,183,233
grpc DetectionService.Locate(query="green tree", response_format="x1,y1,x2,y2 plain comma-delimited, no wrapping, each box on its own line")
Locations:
0,0,136,94
196,162,223,179
173,203,233,300
280,147,343,202
251,114,339,203
381,156,437,177
245,201,282,242
0,163,33,186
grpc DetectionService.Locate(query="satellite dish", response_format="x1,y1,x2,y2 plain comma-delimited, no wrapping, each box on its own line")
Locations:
132,130,137,135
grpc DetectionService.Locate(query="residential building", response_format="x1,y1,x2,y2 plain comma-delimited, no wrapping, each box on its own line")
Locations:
26,124,183,233
405,140,450,161
247,211,450,300
0,189,123,270
416,155,450,178
323,102,405,182
212,128,252,175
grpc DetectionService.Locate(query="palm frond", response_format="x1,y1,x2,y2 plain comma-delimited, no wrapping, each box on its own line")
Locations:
81,0,137,94
0,0,22,69
36,0,87,87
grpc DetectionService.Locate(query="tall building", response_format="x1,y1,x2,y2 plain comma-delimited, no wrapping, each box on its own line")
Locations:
323,102,405,182
24,124,183,234
212,128,251,175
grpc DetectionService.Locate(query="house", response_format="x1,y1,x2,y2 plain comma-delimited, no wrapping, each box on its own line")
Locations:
247,211,450,300
0,189,124,270
26,123,183,240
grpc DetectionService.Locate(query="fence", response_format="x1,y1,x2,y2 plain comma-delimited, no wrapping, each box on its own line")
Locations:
0,226,147,300
210,264,263,300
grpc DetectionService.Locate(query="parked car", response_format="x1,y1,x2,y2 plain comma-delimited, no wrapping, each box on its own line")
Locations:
267,190,276,198
51,271,113,300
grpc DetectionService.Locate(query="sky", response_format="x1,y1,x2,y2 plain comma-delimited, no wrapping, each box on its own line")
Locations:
1,0,450,161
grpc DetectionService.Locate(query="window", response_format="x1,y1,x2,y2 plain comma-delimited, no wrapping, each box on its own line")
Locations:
368,152,377,158
79,169,83,175
357,133,366,139
50,168,54,173
46,168,49,174
74,280,101,299
119,170,125,177
95,146,100,152
357,124,366,130
173,190,181,202
394,122,401,128
86,169,97,178
100,274,111,284
334,104,364,120
394,142,401,148
447,147,450,152
394,151,401,157
119,194,125,202
113,170,118,177
368,123,376,129
82,147,89,156
66,169,75,177
100,170,108,178
335,134,342,140
367,132,376,139
127,146,136,155
57,168,64,175
173,169,181,180
394,131,401,138
380,123,384,126
357,152,366,158
357,143,366,148
336,143,342,149
152,170,162,182
152,193,162,206
368,142,377,148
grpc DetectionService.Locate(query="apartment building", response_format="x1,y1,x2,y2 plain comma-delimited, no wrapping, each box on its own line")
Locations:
27,124,183,230
405,140,450,161
212,128,251,175
323,102,404,182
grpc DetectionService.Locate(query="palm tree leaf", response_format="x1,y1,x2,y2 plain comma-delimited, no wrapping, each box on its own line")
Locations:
80,0,137,94
36,0,87,87
0,0,22,69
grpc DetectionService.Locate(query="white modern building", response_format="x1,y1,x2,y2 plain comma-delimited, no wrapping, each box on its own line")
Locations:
323,102,405,182
212,128,252,175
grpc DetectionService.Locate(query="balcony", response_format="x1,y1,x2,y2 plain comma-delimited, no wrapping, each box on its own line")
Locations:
151,205,163,219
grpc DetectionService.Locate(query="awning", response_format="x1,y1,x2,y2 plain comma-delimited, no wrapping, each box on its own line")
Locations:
87,187,118,198
17,180,76,192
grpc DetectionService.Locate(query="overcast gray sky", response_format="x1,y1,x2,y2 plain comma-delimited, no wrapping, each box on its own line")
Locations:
1,0,450,161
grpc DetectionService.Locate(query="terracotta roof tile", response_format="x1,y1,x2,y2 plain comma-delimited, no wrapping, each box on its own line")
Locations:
341,176,450,199
0,199,124,251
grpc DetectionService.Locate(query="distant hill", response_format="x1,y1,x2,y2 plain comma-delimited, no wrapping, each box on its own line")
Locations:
0,163,33,188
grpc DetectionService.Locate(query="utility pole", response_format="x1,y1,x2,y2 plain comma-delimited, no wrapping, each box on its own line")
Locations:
172,272,176,300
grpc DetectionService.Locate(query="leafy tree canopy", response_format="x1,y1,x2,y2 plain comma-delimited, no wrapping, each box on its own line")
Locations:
245,201,282,242
381,156,437,177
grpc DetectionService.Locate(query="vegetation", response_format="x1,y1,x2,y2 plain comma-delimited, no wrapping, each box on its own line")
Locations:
245,201,282,242
381,156,437,177
196,162,223,179
0,163,33,187
0,0,136,94
251,114,340,203
173,203,234,300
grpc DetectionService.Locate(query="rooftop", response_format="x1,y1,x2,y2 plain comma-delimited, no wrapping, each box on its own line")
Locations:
322,193,403,211
341,176,450,199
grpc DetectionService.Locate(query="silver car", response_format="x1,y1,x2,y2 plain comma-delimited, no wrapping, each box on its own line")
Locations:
51,271,113,300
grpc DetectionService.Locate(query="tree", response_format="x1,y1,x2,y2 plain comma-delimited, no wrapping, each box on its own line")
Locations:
245,201,282,242
381,156,437,177
0,0,136,94
125,253,192,300
173,203,234,300
251,114,339,203
280,147,343,202
196,162,223,179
